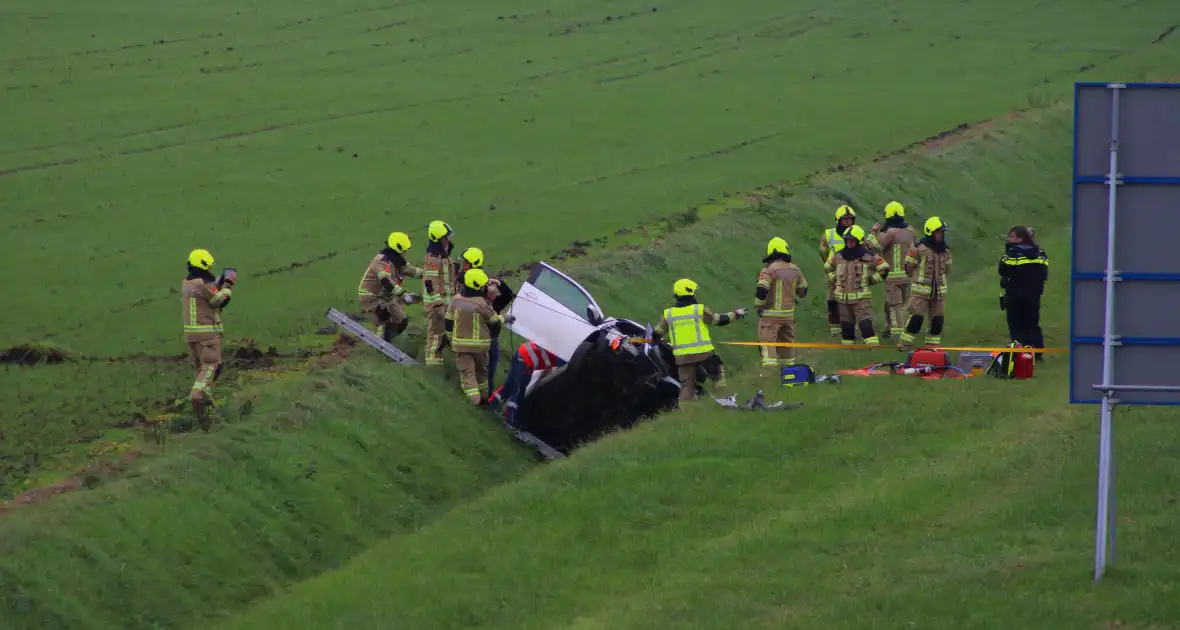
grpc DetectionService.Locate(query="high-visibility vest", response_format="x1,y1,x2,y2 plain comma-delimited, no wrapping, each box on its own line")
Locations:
664,304,714,356
519,341,557,372
823,228,845,255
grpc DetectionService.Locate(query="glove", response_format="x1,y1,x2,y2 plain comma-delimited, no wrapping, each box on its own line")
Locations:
734,308,748,318
999,296,1007,311
374,303,391,320
505,314,516,325
403,294,414,305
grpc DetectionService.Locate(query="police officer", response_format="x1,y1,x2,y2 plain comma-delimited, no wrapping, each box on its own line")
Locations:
653,278,747,402
181,248,236,432
998,225,1048,358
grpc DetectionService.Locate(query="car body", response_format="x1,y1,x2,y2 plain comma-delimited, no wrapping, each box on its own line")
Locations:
503,263,681,453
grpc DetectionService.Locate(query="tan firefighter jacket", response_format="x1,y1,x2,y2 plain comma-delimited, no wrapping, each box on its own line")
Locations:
422,249,456,309
825,249,889,302
445,295,504,353
755,260,808,319
182,276,232,343
905,243,952,298
357,254,424,302
875,225,918,284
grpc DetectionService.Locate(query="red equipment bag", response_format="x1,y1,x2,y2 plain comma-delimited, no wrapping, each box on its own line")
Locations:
906,349,949,369
1011,348,1035,379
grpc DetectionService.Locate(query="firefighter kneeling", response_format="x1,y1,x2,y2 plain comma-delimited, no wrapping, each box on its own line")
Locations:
444,268,504,405
653,278,747,402
826,225,889,345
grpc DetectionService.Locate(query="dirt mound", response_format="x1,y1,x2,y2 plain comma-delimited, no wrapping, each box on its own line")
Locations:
227,339,279,369
0,344,71,366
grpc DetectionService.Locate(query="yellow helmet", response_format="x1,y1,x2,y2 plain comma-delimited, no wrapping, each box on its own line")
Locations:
461,246,484,268
428,220,453,242
188,248,214,271
924,216,947,236
387,231,412,253
766,237,790,256
884,201,905,218
463,267,489,291
835,205,856,221
843,225,867,243
673,278,698,297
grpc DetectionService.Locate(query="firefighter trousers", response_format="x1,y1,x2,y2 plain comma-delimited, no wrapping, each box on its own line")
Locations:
838,300,878,345
424,303,447,366
456,350,489,404
884,282,911,336
825,278,840,335
757,316,797,368
676,354,726,402
360,296,407,342
902,294,945,346
187,337,222,405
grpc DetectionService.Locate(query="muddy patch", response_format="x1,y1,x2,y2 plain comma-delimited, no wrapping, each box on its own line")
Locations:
0,344,71,366
0,450,144,515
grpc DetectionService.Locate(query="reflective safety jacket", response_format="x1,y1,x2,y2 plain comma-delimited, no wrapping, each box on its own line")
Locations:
422,243,456,309
445,295,504,353
906,239,952,298
825,249,889,302
998,242,1048,297
182,272,231,343
519,341,559,372
755,259,808,318
818,227,846,264
654,297,737,364
358,250,423,301
875,223,918,283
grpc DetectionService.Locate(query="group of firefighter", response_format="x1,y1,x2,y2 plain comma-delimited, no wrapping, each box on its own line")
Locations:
180,202,1048,427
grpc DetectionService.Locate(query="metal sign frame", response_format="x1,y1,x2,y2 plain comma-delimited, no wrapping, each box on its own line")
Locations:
1070,81,1180,581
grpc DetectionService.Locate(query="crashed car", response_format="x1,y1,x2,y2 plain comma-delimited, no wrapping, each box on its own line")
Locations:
503,263,682,454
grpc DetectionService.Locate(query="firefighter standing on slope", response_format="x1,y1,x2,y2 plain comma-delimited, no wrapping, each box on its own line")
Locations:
456,246,517,393
826,225,889,346
181,248,236,432
819,205,878,337
652,278,747,403
871,201,918,339
444,268,504,405
754,237,808,374
421,220,457,366
357,231,423,343
901,217,953,347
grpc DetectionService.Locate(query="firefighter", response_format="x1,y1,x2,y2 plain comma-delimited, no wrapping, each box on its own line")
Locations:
755,236,808,373
489,340,565,426
819,205,856,337
652,278,747,402
998,225,1048,358
901,217,953,347
456,246,517,392
826,225,889,346
444,268,505,405
181,248,236,432
357,231,423,343
421,220,456,366
871,201,918,338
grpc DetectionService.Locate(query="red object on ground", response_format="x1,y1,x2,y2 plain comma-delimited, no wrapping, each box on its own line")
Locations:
1011,348,1035,379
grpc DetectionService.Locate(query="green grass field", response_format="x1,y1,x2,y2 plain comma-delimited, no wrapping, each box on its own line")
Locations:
3,0,1180,627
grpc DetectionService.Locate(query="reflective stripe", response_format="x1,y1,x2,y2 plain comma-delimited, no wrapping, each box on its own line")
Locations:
665,304,714,356
185,297,223,334
1002,257,1049,266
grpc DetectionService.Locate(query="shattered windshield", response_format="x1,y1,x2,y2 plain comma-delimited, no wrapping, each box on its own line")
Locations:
531,266,593,321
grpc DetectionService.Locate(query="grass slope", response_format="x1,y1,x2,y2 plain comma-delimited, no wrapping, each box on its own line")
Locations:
5,0,1179,498
213,103,1180,629
0,356,534,630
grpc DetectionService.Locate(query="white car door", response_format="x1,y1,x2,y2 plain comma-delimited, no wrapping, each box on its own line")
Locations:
504,263,606,362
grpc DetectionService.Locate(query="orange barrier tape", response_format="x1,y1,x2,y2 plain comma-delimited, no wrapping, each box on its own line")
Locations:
626,339,1068,353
